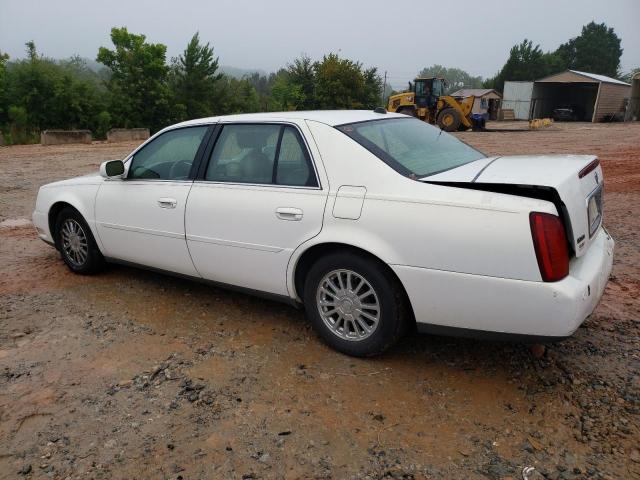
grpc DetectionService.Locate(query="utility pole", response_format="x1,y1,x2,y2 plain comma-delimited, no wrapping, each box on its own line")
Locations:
381,71,387,107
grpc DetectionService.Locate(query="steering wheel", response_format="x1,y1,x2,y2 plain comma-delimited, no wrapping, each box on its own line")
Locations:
169,160,192,180
131,166,160,179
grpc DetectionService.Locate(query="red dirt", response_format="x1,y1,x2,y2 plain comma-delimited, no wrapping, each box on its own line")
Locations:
0,122,639,479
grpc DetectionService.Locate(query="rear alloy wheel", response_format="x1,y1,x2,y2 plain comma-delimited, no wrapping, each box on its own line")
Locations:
303,252,406,357
437,108,461,132
316,269,381,342
55,207,105,274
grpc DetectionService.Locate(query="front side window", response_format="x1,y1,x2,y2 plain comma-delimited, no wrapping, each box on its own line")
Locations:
128,126,208,180
336,118,485,178
206,124,317,187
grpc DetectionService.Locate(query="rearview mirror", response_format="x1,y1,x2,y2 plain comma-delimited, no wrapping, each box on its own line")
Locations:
100,160,125,179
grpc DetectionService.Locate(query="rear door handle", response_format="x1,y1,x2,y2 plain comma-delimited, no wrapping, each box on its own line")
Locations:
276,207,303,221
158,197,177,209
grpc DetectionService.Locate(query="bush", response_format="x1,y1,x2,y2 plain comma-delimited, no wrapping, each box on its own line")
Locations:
94,111,112,140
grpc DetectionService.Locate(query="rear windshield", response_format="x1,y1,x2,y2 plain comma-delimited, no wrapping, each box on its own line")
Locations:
336,117,485,178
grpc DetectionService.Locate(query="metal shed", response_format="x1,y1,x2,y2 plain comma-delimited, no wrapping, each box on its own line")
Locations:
502,81,534,120
450,88,502,119
625,72,640,122
530,70,631,122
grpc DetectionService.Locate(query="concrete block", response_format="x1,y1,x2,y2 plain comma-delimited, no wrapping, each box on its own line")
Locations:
41,130,92,146
107,128,150,143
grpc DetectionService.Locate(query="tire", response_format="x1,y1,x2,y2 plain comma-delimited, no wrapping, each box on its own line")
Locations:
303,252,406,357
54,207,105,274
437,108,461,132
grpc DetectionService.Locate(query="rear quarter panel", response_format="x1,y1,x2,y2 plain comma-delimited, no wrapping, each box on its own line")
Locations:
289,120,558,298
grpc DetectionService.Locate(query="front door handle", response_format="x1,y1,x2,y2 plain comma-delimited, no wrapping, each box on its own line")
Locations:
158,197,177,209
276,207,303,221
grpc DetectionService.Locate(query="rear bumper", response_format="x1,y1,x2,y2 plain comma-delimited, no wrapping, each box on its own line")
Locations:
392,227,614,339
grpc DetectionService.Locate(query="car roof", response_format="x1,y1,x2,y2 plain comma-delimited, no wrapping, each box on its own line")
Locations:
173,110,407,128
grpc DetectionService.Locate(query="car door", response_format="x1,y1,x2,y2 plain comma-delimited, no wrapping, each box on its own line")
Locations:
94,125,211,276
185,122,328,296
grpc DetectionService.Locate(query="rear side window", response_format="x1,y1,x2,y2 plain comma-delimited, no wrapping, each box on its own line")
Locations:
276,127,315,187
337,117,485,178
205,124,318,187
129,126,208,180
206,124,279,184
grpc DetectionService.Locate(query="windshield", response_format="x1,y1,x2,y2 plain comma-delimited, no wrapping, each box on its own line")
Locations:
336,117,486,178
415,80,428,96
432,79,445,97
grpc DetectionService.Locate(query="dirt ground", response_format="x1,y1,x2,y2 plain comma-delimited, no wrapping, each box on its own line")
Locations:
0,122,639,480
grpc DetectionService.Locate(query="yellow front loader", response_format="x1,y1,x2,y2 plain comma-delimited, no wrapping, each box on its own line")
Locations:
387,77,476,132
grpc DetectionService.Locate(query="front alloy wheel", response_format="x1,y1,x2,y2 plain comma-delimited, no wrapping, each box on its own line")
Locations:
60,218,89,267
55,207,105,274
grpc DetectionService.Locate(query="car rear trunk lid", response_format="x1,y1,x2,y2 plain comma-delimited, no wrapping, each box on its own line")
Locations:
424,154,604,257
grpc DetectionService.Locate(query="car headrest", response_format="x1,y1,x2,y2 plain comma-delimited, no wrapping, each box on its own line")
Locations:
241,151,272,183
235,127,271,149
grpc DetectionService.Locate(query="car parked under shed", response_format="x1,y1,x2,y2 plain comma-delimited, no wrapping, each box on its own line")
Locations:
503,70,631,122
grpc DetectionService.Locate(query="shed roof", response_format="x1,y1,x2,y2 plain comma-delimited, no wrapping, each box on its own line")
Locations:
450,88,502,98
536,70,630,86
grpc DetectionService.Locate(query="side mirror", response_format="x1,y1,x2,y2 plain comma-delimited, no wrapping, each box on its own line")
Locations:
100,160,125,179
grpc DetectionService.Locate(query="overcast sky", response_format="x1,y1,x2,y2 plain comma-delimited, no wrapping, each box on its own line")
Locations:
1,0,638,87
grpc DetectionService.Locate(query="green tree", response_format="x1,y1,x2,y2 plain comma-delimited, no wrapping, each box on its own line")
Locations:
554,41,576,72
245,71,283,111
26,41,37,61
2,43,107,142
7,42,60,132
0,50,9,129
216,76,260,114
418,65,483,94
620,68,639,84
312,53,381,109
287,55,316,109
171,32,223,120
94,110,112,139
7,105,29,143
269,71,304,110
313,53,363,109
362,67,383,108
484,39,558,91
52,69,105,131
97,27,173,132
59,55,106,87
555,22,623,78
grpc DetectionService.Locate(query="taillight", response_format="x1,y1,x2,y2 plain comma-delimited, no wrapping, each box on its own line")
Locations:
578,159,599,179
529,212,569,282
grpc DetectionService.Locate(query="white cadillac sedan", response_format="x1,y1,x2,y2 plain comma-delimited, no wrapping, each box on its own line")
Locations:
33,110,614,356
